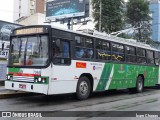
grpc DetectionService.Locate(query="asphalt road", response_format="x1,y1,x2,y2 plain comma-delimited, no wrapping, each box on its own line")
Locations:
1,87,160,120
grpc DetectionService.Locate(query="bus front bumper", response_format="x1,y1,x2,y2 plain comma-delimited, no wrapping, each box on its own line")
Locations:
5,81,49,95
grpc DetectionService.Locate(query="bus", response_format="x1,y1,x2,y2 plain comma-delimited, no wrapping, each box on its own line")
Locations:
5,25,160,100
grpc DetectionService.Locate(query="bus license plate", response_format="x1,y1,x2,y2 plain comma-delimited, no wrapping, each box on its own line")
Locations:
19,84,26,89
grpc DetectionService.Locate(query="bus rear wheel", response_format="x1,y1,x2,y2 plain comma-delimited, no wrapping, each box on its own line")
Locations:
129,76,144,93
76,76,91,100
136,76,144,93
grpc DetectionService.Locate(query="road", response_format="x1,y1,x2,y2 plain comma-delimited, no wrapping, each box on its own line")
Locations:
1,87,160,120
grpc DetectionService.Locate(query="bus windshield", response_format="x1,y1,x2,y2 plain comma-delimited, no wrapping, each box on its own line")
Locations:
9,35,49,66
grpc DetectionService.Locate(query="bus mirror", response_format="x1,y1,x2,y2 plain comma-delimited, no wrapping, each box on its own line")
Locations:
2,43,4,51
11,45,14,52
55,39,60,47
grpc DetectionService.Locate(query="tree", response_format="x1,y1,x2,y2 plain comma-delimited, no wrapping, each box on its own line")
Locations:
126,0,152,42
92,0,124,33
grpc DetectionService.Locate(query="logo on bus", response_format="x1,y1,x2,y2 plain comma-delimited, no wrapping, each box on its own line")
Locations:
76,62,86,68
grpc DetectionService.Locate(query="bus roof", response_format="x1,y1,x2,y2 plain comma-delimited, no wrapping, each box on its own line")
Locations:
50,25,159,52
14,25,159,52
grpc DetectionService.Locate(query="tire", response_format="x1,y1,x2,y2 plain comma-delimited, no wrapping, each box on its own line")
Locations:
76,76,91,100
129,76,144,93
136,76,144,93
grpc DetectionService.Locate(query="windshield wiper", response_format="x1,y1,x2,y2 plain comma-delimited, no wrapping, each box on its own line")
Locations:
24,38,29,65
39,36,42,57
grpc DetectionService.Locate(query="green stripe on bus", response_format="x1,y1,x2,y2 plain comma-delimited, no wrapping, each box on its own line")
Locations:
8,68,21,73
96,63,113,91
96,63,159,91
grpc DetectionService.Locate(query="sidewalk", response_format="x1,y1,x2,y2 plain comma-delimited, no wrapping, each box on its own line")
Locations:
0,81,37,99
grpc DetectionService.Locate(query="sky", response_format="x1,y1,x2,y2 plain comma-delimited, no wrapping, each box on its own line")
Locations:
0,0,14,23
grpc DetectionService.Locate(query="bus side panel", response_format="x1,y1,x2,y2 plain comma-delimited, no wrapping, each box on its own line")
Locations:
95,63,158,91
47,61,158,95
47,60,105,94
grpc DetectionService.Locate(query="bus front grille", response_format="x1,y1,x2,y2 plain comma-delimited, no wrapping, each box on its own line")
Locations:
12,76,34,83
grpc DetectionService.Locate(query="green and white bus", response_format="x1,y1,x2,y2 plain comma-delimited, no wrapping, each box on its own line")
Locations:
5,25,160,100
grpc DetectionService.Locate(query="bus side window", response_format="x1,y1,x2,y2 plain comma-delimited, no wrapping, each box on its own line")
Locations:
75,36,93,59
63,41,70,58
155,51,160,65
53,39,61,57
137,48,146,64
53,38,71,65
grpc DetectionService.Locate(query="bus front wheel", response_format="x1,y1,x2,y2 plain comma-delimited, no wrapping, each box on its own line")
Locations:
76,76,91,100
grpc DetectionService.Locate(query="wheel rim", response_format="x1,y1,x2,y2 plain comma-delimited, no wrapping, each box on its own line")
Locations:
79,81,88,95
138,79,142,91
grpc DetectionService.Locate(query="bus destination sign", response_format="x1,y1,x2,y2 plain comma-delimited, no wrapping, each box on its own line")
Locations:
15,27,44,35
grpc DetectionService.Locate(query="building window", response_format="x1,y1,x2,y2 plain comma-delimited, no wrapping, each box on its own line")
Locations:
30,9,35,15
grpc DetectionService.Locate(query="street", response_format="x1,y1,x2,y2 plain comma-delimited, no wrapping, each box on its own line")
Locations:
1,87,160,120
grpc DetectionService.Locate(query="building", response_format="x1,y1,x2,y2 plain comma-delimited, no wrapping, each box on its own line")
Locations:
17,13,46,26
13,0,45,22
149,0,160,42
0,20,22,81
16,0,91,28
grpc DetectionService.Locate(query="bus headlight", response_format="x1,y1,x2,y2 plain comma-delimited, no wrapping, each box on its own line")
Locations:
7,75,10,80
7,75,13,80
38,78,42,82
34,77,48,84
10,76,13,81
35,78,38,83
42,78,46,83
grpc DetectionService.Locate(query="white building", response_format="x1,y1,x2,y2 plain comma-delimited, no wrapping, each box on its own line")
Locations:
13,0,45,23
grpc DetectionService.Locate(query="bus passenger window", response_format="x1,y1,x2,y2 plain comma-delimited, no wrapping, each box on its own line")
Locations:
53,38,71,65
96,39,111,60
75,36,93,59
63,41,69,58
53,39,61,57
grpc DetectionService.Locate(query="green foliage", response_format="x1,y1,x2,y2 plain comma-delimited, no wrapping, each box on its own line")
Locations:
92,0,124,33
126,0,152,42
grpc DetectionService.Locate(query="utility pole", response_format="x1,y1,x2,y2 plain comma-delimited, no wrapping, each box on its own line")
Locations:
99,0,102,32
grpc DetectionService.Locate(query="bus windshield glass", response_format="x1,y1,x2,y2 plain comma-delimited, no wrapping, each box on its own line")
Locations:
9,35,49,66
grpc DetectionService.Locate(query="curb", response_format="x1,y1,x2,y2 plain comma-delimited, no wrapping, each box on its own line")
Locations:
0,91,38,99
